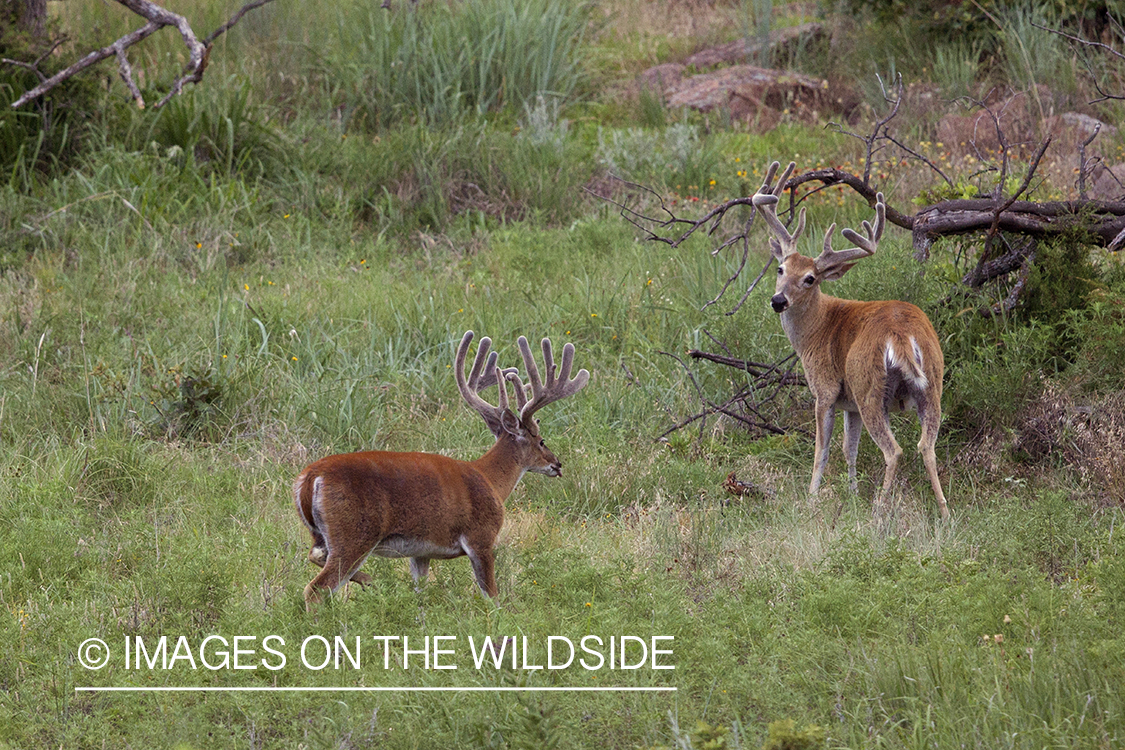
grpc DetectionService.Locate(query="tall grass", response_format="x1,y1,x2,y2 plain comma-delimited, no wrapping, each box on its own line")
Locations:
319,0,592,130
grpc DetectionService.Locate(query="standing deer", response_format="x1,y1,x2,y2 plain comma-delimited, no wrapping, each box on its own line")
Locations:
753,161,949,519
294,330,589,606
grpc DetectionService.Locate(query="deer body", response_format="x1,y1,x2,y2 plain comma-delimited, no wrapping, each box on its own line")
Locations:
756,161,949,518
296,331,587,605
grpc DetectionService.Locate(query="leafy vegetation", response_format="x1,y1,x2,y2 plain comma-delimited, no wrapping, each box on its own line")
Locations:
0,0,1123,747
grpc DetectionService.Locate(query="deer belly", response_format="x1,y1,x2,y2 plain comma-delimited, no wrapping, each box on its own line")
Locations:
371,536,463,559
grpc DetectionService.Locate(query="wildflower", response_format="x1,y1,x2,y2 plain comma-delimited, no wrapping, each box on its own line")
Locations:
291,356,298,361
585,602,592,607
244,284,249,291
195,242,202,249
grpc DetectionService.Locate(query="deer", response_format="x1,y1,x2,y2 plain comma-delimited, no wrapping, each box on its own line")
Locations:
752,161,949,519
294,330,589,606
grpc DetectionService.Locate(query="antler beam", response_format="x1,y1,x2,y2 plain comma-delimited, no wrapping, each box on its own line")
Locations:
751,161,806,260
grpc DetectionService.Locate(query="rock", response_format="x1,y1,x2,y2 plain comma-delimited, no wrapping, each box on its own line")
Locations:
1088,163,1125,201
664,65,844,131
636,63,684,96
682,23,826,70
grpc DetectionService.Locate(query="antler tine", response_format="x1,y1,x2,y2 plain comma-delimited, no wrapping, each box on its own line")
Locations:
840,192,885,254
752,160,806,259
506,371,530,412
516,336,589,426
815,193,885,271
455,331,511,424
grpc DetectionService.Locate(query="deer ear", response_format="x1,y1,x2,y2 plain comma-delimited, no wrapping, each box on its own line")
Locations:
498,409,522,438
769,237,786,262
815,260,856,282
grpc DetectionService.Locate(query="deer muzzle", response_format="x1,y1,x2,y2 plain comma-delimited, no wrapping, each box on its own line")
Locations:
771,294,789,313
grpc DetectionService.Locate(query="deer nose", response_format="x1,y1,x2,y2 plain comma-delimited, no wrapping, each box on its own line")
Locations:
771,294,789,313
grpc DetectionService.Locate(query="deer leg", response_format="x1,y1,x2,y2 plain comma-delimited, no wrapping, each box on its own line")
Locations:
410,557,431,591
916,399,950,520
858,399,902,512
843,410,863,494
307,542,372,586
304,546,371,607
809,401,836,495
460,538,498,599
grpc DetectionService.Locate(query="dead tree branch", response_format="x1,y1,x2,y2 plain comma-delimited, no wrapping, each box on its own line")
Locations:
655,348,808,442
8,0,278,110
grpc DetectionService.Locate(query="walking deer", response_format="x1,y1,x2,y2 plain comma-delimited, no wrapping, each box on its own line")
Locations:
294,330,589,606
753,161,949,518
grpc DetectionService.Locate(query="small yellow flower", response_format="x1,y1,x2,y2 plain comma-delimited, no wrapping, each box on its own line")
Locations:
709,179,716,186
590,313,597,318
244,284,249,291
291,356,298,361
195,242,202,249
585,602,592,607
222,354,227,359
283,214,290,219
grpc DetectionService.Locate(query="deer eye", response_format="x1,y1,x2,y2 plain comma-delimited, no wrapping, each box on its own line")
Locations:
776,266,783,276
803,274,816,286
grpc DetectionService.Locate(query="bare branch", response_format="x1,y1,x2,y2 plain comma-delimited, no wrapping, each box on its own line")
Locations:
10,0,278,110
1077,123,1101,200
1033,21,1125,63
115,47,145,109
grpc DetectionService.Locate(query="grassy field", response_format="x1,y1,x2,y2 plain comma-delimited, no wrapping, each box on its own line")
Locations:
2,0,1125,747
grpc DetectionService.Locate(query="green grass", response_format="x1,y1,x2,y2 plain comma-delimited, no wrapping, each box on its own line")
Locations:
2,0,1125,746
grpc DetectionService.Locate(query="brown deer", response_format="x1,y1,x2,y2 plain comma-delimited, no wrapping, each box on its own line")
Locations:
753,161,949,519
294,330,589,606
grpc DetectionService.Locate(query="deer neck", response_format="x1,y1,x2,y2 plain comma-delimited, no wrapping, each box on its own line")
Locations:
779,289,834,356
470,437,528,502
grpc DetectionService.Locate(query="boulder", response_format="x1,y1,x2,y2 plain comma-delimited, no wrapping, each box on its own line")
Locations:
682,23,826,70
663,65,846,131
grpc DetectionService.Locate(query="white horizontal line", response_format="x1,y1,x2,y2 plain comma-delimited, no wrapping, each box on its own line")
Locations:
76,686,676,693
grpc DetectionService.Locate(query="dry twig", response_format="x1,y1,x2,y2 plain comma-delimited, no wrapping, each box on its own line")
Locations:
8,0,278,110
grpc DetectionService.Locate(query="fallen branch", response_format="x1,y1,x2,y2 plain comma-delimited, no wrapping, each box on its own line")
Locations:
656,348,807,441
9,0,278,110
